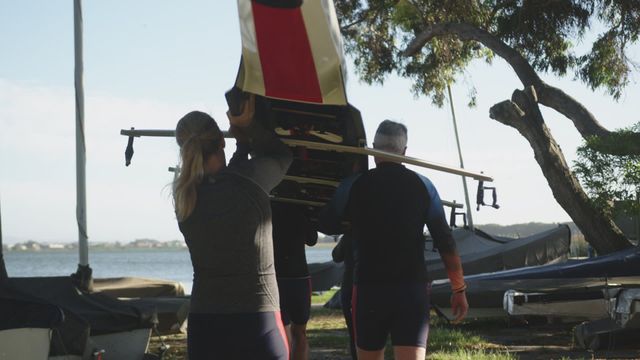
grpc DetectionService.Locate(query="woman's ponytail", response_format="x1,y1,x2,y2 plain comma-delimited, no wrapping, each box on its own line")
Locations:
173,111,222,221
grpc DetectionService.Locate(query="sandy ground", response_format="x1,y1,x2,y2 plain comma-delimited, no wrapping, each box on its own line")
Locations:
477,321,640,360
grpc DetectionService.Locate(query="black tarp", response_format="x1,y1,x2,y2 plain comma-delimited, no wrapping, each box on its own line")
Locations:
323,226,572,308
464,244,640,281
430,246,640,311
0,284,64,331
324,288,342,309
0,282,89,356
8,277,157,335
309,261,343,291
425,225,571,280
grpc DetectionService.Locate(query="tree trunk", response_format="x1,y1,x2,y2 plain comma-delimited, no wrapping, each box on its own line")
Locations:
402,22,635,253
489,87,632,253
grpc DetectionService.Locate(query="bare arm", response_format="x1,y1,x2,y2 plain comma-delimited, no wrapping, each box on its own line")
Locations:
418,172,468,323
441,250,468,324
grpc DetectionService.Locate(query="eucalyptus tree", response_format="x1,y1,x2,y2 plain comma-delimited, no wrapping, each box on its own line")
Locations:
334,0,640,253
574,123,640,220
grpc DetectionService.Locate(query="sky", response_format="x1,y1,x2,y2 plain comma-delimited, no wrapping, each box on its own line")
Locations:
1,1,639,244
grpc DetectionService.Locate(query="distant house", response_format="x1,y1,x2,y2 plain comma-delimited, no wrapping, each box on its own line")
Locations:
45,244,66,250
11,241,41,251
165,240,188,248
130,239,162,248
11,244,27,251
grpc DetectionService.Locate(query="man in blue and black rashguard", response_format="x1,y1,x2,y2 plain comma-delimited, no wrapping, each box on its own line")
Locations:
319,120,468,360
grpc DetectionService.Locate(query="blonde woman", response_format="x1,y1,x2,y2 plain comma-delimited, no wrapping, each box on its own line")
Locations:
173,97,292,360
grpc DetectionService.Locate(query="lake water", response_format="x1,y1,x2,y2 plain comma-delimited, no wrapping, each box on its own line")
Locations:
4,247,333,295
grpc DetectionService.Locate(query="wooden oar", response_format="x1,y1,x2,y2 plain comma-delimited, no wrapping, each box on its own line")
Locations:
121,128,493,182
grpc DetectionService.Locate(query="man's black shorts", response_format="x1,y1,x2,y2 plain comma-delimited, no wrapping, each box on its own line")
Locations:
277,277,312,326
352,282,431,350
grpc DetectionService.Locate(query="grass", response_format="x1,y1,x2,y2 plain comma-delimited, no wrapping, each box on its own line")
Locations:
428,327,489,352
311,288,339,305
427,349,515,360
150,294,640,359
306,306,350,352
304,305,514,359
426,326,514,360
150,299,516,359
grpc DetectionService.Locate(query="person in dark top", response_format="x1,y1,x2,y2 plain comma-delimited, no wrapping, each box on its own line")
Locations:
319,120,468,360
173,96,293,360
331,233,357,360
271,201,318,360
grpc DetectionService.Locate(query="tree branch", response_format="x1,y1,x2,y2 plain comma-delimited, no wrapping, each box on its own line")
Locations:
402,22,640,155
340,4,388,32
403,22,543,86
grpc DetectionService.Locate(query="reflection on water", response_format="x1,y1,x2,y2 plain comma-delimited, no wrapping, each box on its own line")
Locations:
4,247,333,295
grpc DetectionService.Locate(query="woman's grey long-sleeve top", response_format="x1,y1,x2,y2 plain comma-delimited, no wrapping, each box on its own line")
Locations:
178,122,292,314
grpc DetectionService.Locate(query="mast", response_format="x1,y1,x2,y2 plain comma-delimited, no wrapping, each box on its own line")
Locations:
447,84,474,230
73,0,92,291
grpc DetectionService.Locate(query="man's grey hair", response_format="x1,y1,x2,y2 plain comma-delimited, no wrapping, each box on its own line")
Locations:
373,119,408,154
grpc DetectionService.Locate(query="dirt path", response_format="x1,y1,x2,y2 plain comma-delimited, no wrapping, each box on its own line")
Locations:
151,315,640,359
470,321,640,360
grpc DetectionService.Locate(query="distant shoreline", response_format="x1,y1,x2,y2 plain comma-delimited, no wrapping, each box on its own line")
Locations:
3,245,188,253
4,239,338,252
3,238,187,252
4,222,580,252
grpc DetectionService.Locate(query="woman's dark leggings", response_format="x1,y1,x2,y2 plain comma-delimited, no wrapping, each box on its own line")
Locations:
187,311,289,360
